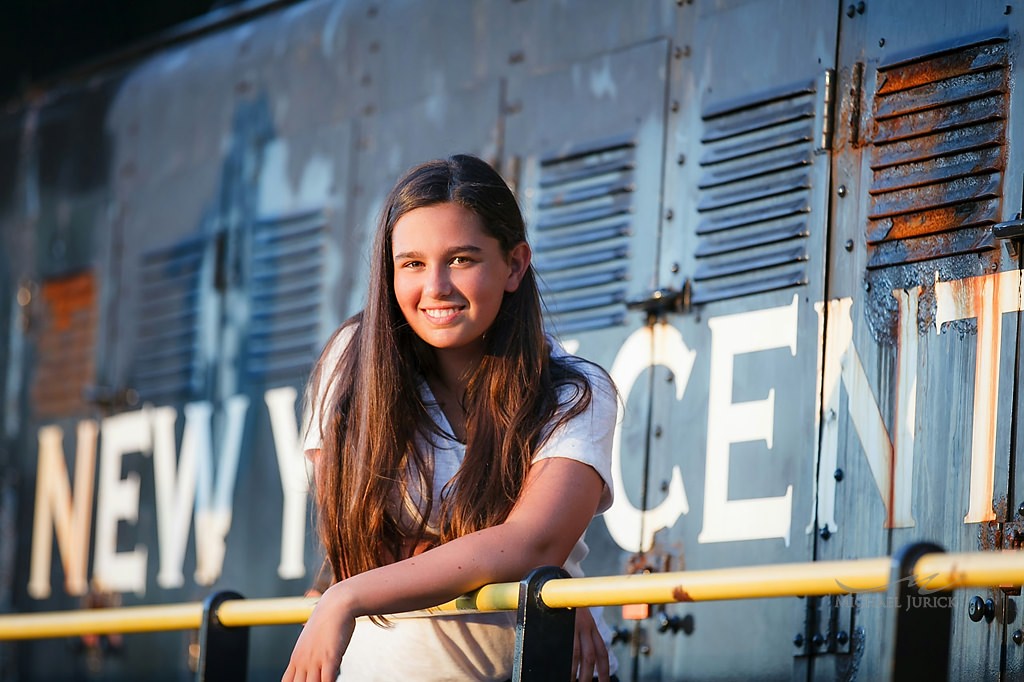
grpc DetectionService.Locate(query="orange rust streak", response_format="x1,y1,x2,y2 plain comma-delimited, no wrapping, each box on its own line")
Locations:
873,201,994,243
876,44,1003,95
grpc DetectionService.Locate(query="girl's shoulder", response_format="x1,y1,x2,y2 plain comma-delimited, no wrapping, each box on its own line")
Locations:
547,339,617,401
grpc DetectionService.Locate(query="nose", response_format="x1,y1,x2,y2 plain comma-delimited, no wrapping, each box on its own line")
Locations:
424,264,453,298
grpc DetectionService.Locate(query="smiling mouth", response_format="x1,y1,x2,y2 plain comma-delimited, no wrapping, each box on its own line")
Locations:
422,307,464,324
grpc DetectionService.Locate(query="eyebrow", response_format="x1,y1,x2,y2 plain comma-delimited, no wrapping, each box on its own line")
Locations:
393,245,485,260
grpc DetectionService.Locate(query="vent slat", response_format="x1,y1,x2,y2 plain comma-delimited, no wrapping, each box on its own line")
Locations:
869,145,1003,194
874,68,1006,120
867,197,999,245
695,221,808,258
877,40,1006,95
869,120,1002,170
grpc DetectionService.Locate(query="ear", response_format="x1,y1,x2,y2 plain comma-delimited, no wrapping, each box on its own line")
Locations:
504,241,532,293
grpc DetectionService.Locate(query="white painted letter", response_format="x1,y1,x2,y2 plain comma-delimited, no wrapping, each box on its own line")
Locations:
812,290,918,534
27,421,97,599
194,395,249,585
265,386,313,579
94,410,150,595
934,270,1023,523
604,323,692,552
698,296,797,545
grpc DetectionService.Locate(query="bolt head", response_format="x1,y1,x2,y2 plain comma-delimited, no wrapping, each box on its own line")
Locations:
968,595,986,622
836,630,849,645
1014,629,1024,645
820,526,832,540
812,633,825,648
793,633,804,647
834,468,844,481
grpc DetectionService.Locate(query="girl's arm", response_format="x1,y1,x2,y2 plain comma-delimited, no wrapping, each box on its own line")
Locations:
282,456,604,682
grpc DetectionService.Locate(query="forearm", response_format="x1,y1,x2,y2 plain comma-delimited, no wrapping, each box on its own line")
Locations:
336,521,560,618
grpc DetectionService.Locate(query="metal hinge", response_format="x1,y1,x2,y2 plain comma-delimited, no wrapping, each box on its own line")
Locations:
819,69,836,152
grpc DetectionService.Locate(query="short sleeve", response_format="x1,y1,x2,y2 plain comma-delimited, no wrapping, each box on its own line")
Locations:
532,360,618,514
302,324,356,456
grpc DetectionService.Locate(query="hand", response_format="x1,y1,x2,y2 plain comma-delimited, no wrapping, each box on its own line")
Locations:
282,584,356,682
572,607,610,682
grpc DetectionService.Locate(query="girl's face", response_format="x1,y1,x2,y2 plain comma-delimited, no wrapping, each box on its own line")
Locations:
392,202,530,357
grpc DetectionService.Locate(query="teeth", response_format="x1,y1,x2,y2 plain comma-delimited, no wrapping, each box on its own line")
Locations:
424,307,460,321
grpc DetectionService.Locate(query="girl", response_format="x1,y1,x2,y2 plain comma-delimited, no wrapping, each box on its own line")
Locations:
284,155,618,682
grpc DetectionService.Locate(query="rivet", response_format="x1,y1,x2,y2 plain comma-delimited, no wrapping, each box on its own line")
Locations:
670,262,680,274
674,46,683,59
812,633,825,648
879,37,886,47
1006,5,1013,15
677,153,686,165
1014,629,1023,645
846,4,856,17
820,526,832,541
844,239,854,252
793,633,804,647
968,595,986,622
837,184,848,197
1017,501,1024,517
836,630,849,645
654,426,663,438
671,100,680,113
665,209,674,220
661,480,670,492
834,468,844,482
857,1,865,13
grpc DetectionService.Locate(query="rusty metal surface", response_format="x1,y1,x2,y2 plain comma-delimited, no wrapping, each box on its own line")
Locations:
867,37,1008,272
29,272,96,419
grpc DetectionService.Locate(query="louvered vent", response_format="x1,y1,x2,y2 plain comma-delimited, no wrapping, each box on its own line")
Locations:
867,37,1007,269
693,80,820,304
247,208,325,383
532,138,634,334
134,236,207,404
32,271,96,418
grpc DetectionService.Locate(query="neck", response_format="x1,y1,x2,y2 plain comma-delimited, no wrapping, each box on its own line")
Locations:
431,344,483,396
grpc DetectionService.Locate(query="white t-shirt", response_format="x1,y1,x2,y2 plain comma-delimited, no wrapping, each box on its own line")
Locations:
304,325,619,680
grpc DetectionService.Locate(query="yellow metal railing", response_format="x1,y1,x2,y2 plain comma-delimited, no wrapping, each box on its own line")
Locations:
2,550,1023,640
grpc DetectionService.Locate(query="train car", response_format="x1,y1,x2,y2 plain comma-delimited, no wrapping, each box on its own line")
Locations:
1,0,1022,679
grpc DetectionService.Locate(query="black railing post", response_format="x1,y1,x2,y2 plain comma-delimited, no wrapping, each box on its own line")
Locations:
881,541,951,682
197,590,248,682
512,566,575,682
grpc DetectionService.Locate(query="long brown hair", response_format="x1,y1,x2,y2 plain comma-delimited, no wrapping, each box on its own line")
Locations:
310,154,595,582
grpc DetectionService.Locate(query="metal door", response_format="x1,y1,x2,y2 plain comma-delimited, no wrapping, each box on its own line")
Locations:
647,1,838,679
823,2,1023,678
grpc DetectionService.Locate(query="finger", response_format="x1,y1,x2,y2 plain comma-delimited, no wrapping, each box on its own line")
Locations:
577,629,596,682
572,628,582,681
593,629,610,682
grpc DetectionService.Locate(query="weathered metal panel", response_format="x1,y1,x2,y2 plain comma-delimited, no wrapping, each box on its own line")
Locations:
824,3,1023,680
506,38,668,678
646,1,836,679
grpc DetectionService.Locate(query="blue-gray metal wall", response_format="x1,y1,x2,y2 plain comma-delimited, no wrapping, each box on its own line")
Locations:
0,1,1020,679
